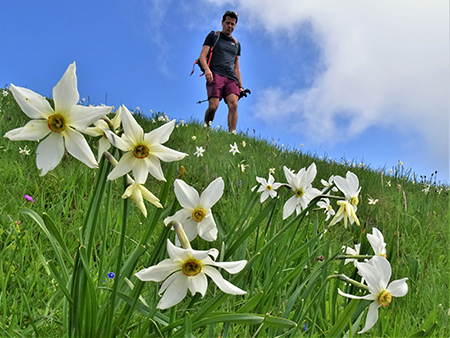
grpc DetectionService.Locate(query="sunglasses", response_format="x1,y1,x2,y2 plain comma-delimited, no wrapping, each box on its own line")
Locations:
225,10,238,17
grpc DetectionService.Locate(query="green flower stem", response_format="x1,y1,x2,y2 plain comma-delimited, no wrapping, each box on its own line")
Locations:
106,175,129,338
168,220,191,249
69,155,111,338
117,225,171,338
327,274,369,291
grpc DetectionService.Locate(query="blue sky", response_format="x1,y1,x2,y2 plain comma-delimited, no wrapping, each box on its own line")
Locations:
1,0,449,184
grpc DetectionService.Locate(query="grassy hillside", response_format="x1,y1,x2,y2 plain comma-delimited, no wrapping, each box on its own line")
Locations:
1,88,449,337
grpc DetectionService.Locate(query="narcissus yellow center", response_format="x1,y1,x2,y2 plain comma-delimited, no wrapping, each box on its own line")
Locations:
295,188,305,198
266,184,273,191
378,290,392,306
133,145,150,159
350,196,359,206
192,208,207,222
328,205,333,211
47,114,66,133
182,260,202,276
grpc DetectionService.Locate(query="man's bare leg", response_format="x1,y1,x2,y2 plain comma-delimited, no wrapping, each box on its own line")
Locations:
204,97,219,126
226,94,239,132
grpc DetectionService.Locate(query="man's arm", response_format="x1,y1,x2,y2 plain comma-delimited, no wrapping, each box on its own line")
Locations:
199,45,213,83
234,56,243,91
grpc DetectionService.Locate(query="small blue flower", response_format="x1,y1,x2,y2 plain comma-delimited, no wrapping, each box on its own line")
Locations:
108,272,115,279
303,323,307,331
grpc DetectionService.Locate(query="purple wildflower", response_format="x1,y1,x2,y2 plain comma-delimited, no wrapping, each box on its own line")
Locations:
24,194,34,202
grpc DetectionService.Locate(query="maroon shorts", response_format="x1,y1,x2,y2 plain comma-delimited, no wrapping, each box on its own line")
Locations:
206,74,240,102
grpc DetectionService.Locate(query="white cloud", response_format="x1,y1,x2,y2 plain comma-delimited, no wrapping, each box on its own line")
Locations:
203,0,449,176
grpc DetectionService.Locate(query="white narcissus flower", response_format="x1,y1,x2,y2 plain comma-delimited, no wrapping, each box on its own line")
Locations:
194,146,205,157
321,175,338,193
255,174,282,203
19,146,31,155
282,163,321,219
368,197,379,205
104,105,187,183
338,256,408,333
135,239,247,309
342,243,361,266
330,171,361,227
83,106,122,162
164,178,223,242
317,197,335,221
122,179,162,217
367,228,387,258
334,171,361,206
229,142,240,155
4,62,112,175
330,200,360,228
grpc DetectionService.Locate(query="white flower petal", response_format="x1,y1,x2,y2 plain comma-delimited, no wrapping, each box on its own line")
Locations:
104,129,134,152
283,195,297,219
135,259,180,282
283,166,297,187
368,256,391,290
53,62,79,114
177,220,199,244
97,137,111,162
107,152,136,180
210,260,247,274
197,215,217,240
121,105,144,145
10,84,54,119
359,301,381,333
157,271,188,309
200,226,218,242
64,128,97,168
150,144,187,162
333,175,351,198
68,105,111,131
140,184,163,208
145,119,176,144
111,107,122,130
199,177,224,209
4,120,50,141
346,171,360,194
83,124,104,137
387,278,409,298
166,239,192,261
356,258,387,294
202,266,246,295
302,162,317,186
337,289,376,301
260,191,269,203
174,179,200,209
187,273,208,297
36,132,65,176
132,158,150,184
164,209,192,226
146,155,166,181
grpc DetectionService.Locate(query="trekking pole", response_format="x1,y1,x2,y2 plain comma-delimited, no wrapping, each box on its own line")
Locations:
196,88,251,104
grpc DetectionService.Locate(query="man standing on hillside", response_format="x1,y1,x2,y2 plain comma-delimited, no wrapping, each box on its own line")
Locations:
198,10,244,134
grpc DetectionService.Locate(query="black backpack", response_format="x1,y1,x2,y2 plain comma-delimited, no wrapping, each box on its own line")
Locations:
190,31,239,76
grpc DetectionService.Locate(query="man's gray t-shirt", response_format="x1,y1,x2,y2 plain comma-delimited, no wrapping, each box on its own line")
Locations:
203,31,241,84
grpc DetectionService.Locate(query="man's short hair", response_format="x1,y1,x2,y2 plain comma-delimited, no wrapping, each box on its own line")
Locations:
222,10,238,23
